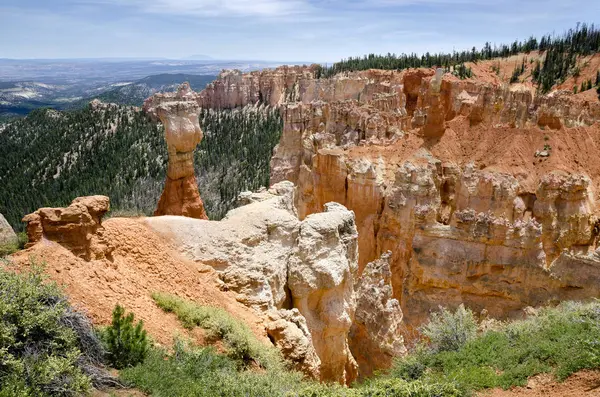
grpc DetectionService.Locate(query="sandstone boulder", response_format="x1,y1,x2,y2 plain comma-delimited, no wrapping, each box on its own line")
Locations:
288,202,359,385
22,196,112,261
265,309,321,379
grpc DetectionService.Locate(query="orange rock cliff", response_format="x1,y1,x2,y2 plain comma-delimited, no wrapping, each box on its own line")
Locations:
198,63,600,326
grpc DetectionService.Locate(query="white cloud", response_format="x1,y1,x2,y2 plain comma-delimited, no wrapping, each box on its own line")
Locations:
82,0,310,16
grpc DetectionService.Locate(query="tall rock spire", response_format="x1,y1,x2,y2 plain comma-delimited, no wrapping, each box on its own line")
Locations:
143,83,208,219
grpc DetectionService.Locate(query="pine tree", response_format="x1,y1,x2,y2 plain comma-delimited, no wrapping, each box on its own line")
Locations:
103,304,149,369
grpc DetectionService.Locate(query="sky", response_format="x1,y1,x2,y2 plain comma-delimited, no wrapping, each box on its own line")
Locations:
1,0,599,63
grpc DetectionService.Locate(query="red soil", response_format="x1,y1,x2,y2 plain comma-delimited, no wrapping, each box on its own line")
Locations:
9,217,267,347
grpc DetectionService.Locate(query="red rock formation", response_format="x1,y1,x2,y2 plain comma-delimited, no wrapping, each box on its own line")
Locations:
199,64,600,328
22,196,113,261
144,83,208,219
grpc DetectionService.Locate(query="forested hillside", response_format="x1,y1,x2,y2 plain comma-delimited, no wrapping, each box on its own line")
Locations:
321,23,600,92
197,105,283,219
0,102,282,230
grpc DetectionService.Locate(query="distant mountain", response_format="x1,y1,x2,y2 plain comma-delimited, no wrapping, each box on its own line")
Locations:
69,73,217,108
0,81,81,117
0,73,217,116
185,54,214,61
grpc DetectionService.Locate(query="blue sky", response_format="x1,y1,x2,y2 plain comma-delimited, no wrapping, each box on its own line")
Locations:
1,0,598,62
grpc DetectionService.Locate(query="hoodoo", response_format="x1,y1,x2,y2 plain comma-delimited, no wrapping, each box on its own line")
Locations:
143,83,208,219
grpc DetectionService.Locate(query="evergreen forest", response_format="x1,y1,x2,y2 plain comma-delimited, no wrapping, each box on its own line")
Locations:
0,103,282,230
320,23,600,93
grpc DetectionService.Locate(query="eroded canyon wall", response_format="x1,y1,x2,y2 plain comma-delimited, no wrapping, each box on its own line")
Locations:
199,65,600,326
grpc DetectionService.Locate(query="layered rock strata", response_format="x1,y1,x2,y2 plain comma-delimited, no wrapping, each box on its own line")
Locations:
22,196,112,261
198,65,600,326
143,83,208,219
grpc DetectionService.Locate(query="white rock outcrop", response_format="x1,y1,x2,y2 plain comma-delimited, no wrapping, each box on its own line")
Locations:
349,252,407,379
144,182,383,384
265,309,321,379
288,202,360,384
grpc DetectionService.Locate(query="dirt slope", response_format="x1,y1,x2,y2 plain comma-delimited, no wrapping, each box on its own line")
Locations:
9,217,268,346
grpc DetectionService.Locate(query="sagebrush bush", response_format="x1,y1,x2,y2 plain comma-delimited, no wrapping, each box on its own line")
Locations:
101,304,149,369
388,300,600,393
420,304,477,353
0,262,92,396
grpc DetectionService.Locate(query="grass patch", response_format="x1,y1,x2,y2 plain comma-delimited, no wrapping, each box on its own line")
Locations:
151,292,282,370
389,301,600,392
120,340,317,397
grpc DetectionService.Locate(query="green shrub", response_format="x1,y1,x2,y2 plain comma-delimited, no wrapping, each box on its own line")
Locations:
390,348,429,381
420,304,477,353
0,241,18,257
387,300,600,393
101,304,149,369
0,261,93,396
152,292,281,370
0,233,28,257
121,340,311,397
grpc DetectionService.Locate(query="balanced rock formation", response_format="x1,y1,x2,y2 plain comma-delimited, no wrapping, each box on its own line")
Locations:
198,64,600,327
22,196,112,261
143,83,208,219
0,213,18,247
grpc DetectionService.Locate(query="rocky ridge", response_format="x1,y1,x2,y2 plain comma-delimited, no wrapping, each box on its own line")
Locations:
198,63,600,326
